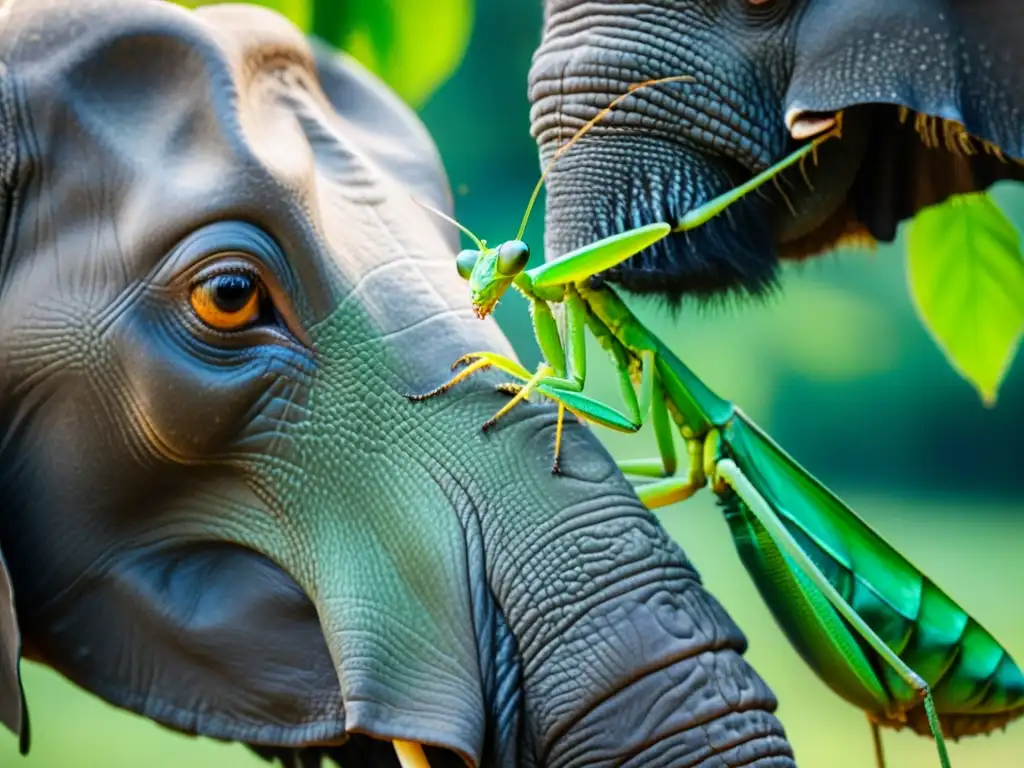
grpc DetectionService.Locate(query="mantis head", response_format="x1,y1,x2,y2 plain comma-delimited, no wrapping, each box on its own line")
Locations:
456,240,530,318
414,75,696,319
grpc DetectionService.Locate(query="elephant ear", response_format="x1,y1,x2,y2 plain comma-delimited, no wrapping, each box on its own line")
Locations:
787,0,1024,241
0,547,26,754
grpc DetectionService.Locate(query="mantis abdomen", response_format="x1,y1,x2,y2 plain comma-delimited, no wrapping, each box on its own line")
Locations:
720,416,1024,738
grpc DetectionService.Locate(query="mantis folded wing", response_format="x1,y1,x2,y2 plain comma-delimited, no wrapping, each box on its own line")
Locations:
407,72,1023,768
443,280,1024,768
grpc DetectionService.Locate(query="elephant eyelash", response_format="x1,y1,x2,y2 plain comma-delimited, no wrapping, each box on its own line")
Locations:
897,107,1016,163
743,0,789,25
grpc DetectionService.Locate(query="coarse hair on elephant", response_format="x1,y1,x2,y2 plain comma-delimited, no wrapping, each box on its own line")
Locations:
0,0,796,765
528,0,1024,304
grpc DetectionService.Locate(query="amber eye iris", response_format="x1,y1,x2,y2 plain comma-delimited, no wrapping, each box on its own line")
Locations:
190,272,261,331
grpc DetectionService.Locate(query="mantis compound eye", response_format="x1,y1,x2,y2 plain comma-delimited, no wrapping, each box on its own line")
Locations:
455,249,480,280
496,240,530,276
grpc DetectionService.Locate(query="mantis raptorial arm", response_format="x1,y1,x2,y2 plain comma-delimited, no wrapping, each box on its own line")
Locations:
526,286,588,393
394,740,431,768
712,459,952,768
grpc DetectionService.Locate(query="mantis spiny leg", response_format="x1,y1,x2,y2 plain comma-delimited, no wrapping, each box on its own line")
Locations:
393,741,431,768
551,401,566,473
494,383,648,472
626,439,707,509
871,719,887,768
471,287,588,432
407,352,535,403
712,459,952,768
617,380,681,480
578,298,651,425
481,364,555,431
405,358,494,401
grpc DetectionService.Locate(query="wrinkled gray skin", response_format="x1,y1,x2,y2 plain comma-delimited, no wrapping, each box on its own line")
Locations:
529,0,1024,304
0,1,795,766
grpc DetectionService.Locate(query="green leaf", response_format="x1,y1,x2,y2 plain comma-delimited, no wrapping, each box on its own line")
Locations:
325,0,473,107
176,0,312,30
174,1,472,107
906,192,1024,406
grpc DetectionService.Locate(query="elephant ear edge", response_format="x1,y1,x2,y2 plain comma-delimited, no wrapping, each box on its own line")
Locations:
784,0,1024,242
787,0,1023,160
0,44,27,756
0,547,27,755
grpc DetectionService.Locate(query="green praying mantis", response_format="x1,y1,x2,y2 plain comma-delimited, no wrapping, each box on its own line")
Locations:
409,77,1024,768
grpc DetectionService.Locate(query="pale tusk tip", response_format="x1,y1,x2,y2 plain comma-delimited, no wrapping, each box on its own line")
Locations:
394,739,432,768
785,108,838,140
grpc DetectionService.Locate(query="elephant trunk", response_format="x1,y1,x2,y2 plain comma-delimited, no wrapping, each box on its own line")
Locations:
527,50,783,302
474,411,795,766
280,206,798,765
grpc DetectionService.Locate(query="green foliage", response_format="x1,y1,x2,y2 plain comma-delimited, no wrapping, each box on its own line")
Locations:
174,0,472,107
906,193,1024,406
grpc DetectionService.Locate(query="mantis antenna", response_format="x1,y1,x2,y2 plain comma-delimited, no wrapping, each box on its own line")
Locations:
415,199,487,252
414,74,696,248
514,74,695,241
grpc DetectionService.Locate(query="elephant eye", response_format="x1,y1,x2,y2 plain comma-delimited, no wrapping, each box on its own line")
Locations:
190,271,266,331
745,0,788,22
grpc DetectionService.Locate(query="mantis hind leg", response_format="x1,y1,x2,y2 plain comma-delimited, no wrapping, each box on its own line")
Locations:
620,395,711,511
870,718,887,768
712,459,952,768
617,376,678,478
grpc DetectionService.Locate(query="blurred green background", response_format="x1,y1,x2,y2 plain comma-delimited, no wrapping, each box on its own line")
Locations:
4,1,1023,766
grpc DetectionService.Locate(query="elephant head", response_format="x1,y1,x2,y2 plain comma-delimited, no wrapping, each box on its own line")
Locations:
0,1,795,765
529,0,1024,303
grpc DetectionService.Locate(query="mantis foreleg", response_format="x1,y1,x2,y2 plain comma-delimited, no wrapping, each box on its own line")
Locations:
481,364,555,431
478,287,589,437
446,285,588,431
712,458,952,768
527,286,588,393
406,351,536,403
